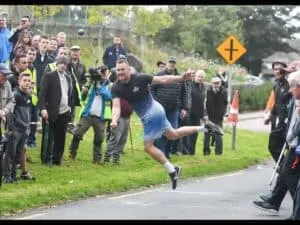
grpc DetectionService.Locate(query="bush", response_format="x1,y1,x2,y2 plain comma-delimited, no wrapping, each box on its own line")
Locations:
237,82,273,113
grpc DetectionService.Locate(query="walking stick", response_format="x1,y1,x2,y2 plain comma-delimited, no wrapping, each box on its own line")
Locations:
269,142,287,186
129,121,134,153
41,120,50,164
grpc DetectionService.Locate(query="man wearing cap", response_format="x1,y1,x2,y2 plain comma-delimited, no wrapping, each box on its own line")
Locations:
203,76,228,156
39,56,72,166
0,63,15,116
151,56,189,159
0,63,16,182
102,35,127,70
68,45,86,123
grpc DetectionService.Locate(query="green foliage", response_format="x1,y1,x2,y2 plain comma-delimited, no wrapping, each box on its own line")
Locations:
236,5,300,74
87,5,128,25
30,5,64,19
154,6,243,60
131,7,173,38
238,81,273,112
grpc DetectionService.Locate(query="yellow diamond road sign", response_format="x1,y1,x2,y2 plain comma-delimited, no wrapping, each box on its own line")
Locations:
216,35,247,65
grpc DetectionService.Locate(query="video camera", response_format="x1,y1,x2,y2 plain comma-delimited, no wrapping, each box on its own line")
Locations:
83,65,109,82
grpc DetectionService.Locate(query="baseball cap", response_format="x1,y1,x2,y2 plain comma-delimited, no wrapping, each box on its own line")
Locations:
211,77,222,83
70,45,81,51
168,56,176,63
0,63,12,76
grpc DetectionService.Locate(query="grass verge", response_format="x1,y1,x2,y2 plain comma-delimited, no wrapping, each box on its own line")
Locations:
0,113,270,217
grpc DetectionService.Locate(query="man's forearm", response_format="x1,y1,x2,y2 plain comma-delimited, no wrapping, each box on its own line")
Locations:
112,106,121,123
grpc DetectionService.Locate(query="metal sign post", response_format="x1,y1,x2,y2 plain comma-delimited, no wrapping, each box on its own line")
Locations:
216,35,246,150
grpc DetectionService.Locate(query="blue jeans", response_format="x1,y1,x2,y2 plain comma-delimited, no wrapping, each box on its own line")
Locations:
155,108,179,157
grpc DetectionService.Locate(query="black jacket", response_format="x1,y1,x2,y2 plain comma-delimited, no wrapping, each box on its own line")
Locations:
271,77,292,123
190,82,206,119
33,51,54,93
150,68,189,110
39,70,72,121
12,87,31,133
205,85,228,123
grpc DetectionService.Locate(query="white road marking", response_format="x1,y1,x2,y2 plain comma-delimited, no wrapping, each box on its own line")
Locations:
205,171,243,180
122,200,157,206
165,190,222,195
107,188,162,200
15,213,46,220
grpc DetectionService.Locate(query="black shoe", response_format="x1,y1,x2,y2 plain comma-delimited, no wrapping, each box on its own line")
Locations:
253,201,279,213
3,177,13,184
260,193,272,202
20,171,36,180
203,151,210,156
169,166,182,190
205,121,224,136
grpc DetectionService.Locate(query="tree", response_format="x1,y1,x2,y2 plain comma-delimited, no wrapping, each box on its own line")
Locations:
30,5,64,19
236,6,300,75
131,7,173,38
154,6,243,61
87,5,128,25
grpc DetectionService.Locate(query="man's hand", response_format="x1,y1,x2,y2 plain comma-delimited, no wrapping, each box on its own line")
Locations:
0,110,6,120
110,120,118,129
41,109,48,121
182,69,195,81
180,109,187,119
264,111,271,125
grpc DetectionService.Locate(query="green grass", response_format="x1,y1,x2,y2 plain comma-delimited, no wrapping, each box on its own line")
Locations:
0,111,270,217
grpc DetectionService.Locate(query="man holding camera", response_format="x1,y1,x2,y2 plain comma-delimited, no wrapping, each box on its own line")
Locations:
9,16,33,51
68,65,112,164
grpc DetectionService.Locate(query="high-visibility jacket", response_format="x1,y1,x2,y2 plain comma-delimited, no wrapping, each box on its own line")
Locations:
80,81,112,120
48,62,81,105
25,67,38,106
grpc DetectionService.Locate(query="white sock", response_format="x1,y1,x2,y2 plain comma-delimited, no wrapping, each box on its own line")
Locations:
196,125,208,133
164,161,176,173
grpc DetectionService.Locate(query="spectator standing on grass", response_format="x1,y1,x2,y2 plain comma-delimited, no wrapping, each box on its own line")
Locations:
39,56,72,166
3,72,35,183
102,35,127,70
68,65,112,164
203,77,228,156
151,56,189,159
33,35,53,95
25,46,38,148
189,70,207,155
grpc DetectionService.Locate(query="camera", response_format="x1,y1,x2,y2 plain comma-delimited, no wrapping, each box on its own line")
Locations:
86,65,108,82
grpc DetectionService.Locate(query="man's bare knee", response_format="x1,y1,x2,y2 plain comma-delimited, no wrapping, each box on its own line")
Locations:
144,141,153,153
165,131,179,141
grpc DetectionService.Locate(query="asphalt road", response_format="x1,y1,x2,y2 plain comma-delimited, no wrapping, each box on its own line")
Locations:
5,118,293,220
